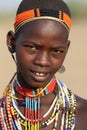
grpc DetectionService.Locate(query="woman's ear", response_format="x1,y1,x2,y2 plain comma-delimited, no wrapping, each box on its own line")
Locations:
6,31,15,53
66,40,70,53
67,40,71,48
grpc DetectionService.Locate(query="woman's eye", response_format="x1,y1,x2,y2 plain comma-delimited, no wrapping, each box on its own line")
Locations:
53,50,64,54
29,46,36,50
24,45,37,50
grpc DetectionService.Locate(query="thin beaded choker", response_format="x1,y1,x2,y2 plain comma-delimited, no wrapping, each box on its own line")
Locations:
15,77,56,97
0,75,77,130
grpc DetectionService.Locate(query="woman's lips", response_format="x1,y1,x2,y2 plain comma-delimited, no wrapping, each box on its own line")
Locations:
30,70,49,82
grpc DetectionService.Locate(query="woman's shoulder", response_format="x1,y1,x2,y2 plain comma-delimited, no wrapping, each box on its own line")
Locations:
75,95,87,130
76,95,87,112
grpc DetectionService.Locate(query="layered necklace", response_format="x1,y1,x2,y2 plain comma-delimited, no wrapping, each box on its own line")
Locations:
0,75,77,130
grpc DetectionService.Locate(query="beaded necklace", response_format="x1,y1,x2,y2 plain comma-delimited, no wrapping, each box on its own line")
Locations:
15,77,56,97
0,76,77,130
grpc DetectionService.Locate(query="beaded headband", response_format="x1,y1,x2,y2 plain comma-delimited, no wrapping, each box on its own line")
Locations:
14,8,72,33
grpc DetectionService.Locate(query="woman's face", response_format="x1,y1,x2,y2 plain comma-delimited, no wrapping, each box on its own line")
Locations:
15,19,70,89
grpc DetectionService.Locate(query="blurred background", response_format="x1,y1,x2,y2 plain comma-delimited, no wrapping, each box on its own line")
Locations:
0,0,87,98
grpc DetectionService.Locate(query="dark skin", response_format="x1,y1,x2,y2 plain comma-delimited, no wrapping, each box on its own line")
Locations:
6,19,87,130
14,20,69,89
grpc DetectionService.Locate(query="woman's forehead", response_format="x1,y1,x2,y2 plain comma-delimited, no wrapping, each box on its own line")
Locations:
20,19,68,34
15,19,68,44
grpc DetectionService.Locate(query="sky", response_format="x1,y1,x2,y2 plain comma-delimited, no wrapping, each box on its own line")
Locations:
0,0,87,12
0,0,21,12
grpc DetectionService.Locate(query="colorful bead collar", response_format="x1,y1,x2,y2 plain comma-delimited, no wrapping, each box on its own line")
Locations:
0,75,77,130
15,77,56,97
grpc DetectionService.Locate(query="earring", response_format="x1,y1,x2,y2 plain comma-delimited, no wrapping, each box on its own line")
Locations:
7,45,17,65
7,45,14,53
58,65,65,74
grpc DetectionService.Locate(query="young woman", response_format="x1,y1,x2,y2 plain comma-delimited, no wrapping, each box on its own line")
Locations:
0,0,87,130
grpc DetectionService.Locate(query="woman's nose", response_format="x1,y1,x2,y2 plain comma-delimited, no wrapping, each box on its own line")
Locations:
34,51,51,67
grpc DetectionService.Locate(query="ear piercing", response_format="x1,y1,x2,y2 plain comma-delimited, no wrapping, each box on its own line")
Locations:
7,45,14,53
58,65,65,74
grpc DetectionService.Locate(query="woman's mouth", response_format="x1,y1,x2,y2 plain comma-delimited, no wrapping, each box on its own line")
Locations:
30,70,50,82
34,72,47,76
